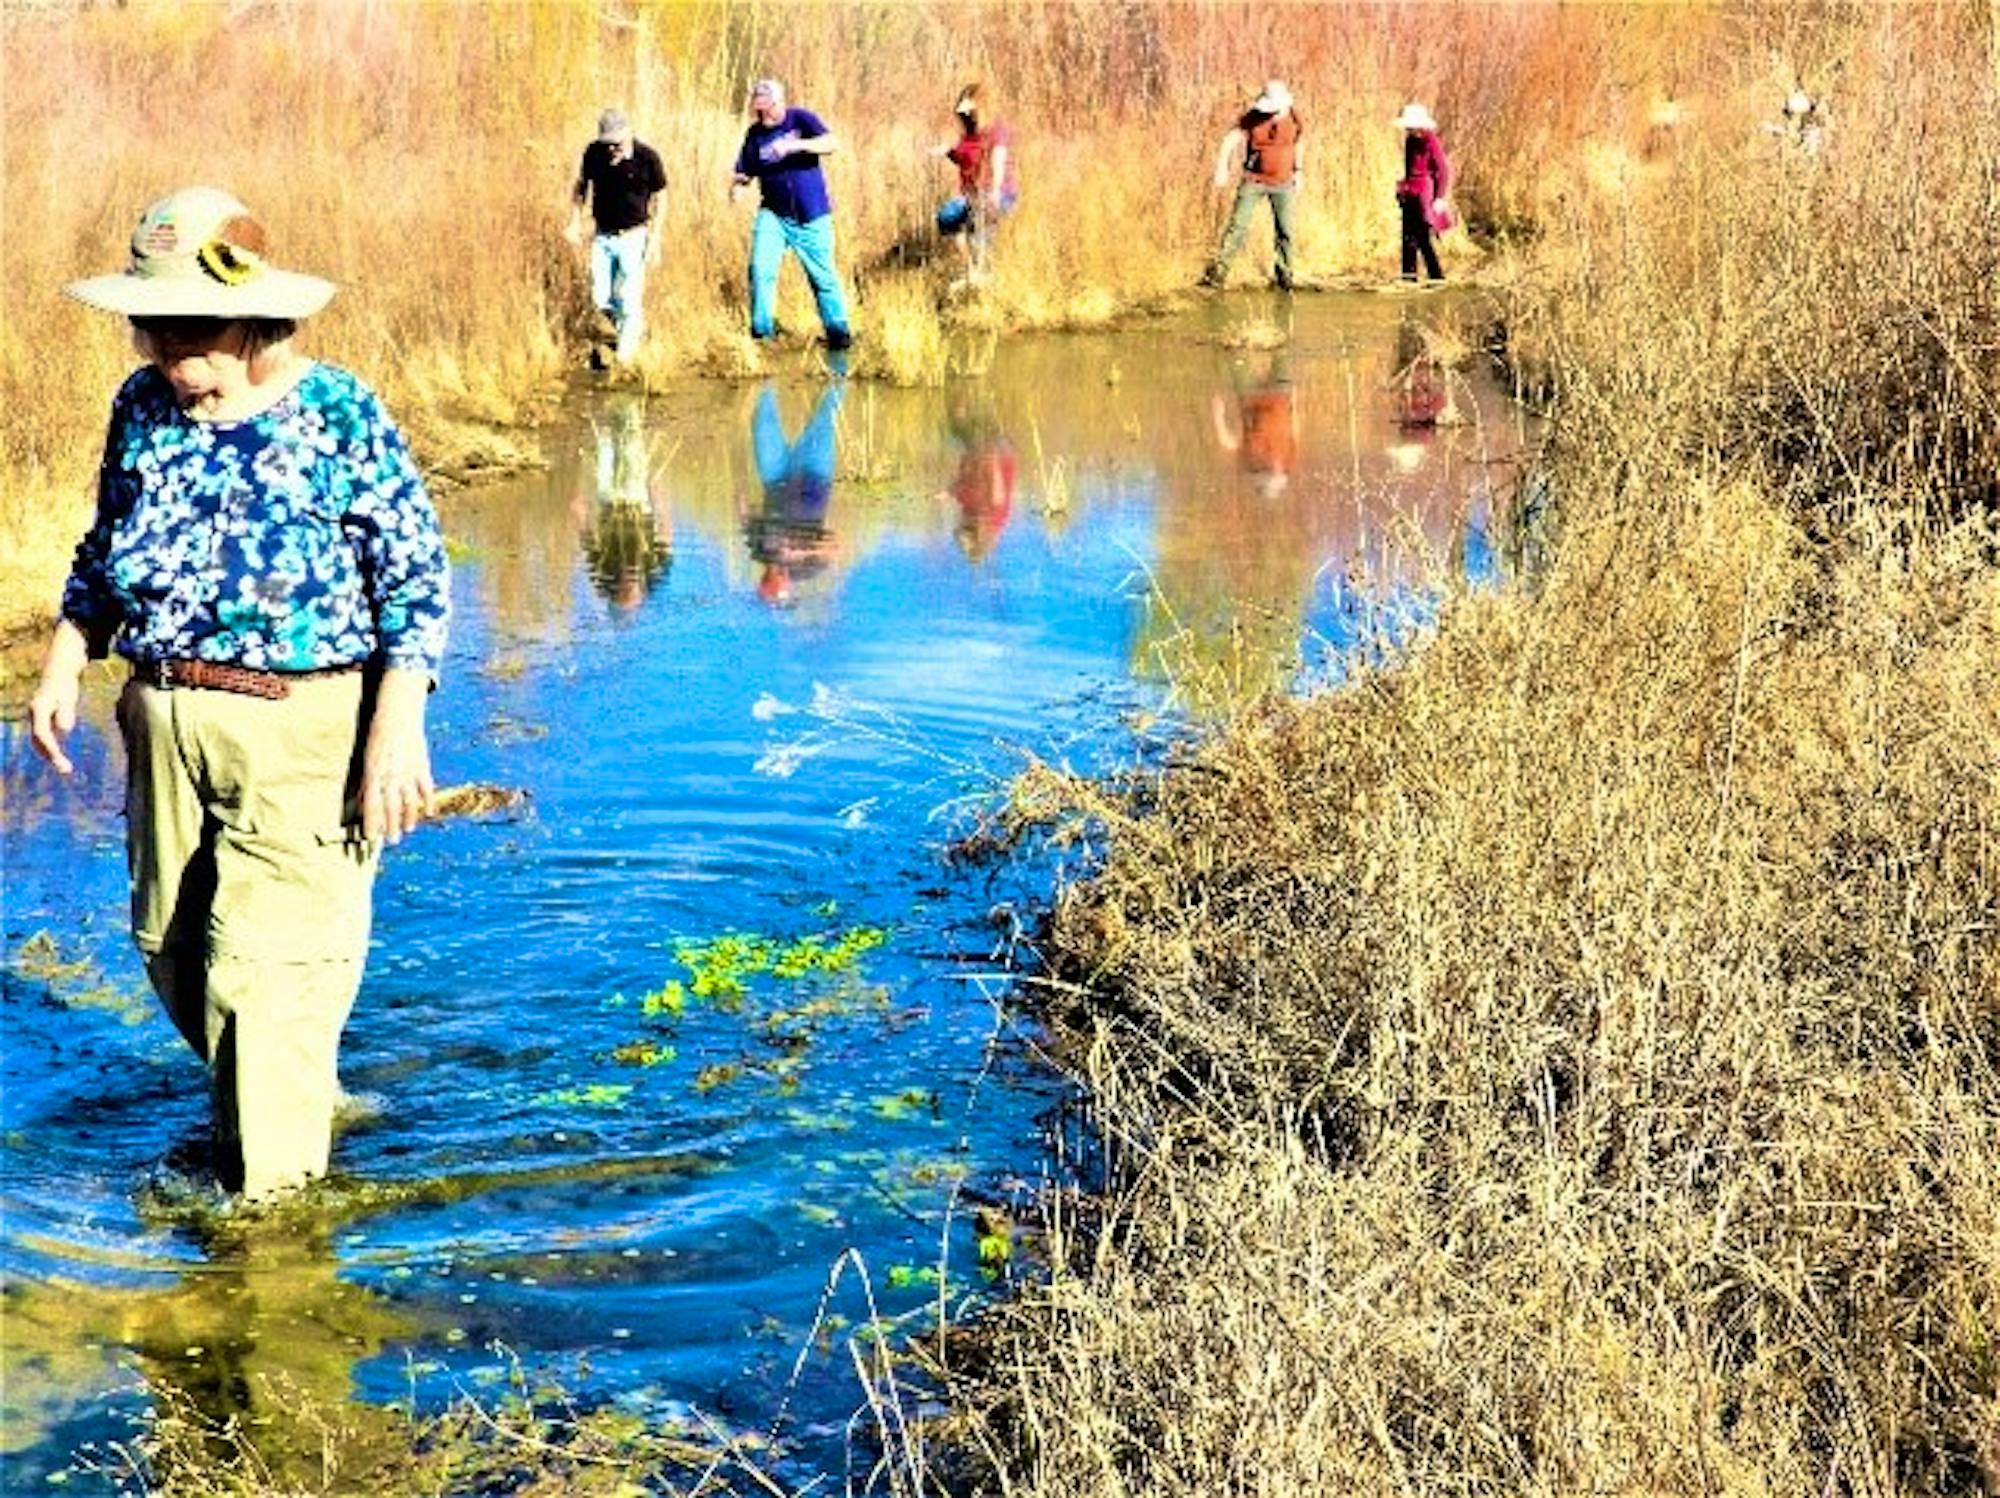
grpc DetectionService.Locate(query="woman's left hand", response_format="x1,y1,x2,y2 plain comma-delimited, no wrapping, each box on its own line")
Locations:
361,668,436,845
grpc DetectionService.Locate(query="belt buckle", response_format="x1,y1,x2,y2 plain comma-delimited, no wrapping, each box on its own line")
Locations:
155,659,182,689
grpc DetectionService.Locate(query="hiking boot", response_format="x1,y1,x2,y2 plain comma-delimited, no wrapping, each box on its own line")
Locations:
1198,266,1226,289
1273,270,1296,292
824,328,853,352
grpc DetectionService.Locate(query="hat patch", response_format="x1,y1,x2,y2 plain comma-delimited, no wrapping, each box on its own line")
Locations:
141,216,180,256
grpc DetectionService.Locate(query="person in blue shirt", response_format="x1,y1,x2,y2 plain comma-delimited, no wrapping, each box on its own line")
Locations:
27,186,450,1202
730,78,854,350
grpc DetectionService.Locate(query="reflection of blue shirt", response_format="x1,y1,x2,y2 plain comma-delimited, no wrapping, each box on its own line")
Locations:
735,107,834,223
61,364,450,674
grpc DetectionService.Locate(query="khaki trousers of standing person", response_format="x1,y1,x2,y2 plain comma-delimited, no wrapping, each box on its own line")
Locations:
117,671,379,1200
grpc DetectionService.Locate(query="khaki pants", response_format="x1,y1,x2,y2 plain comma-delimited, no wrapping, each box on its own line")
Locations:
118,673,379,1199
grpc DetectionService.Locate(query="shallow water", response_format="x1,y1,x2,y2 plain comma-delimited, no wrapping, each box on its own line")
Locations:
1,293,1529,1491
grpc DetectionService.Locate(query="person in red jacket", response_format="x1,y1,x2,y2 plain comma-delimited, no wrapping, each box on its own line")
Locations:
1393,101,1453,283
932,82,1018,284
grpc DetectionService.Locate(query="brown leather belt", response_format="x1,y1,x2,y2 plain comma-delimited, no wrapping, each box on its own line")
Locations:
133,658,362,700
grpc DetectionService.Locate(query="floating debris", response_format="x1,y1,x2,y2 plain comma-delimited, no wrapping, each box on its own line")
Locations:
429,783,531,821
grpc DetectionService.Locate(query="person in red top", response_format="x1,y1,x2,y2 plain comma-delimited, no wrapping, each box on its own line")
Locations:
932,82,1017,283
1202,79,1305,291
1393,101,1453,283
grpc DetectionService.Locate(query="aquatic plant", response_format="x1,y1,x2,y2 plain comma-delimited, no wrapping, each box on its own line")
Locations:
603,922,895,1101
7,930,151,1025
610,1040,677,1068
663,926,887,1011
427,782,530,821
532,1082,634,1109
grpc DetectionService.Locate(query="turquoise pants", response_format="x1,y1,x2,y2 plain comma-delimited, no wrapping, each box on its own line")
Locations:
749,210,851,340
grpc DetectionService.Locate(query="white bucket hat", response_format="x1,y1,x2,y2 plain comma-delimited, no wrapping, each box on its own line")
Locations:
1395,101,1439,132
64,186,335,320
1253,79,1293,114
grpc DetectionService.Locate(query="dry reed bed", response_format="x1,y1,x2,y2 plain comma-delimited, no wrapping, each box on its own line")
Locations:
928,8,2000,1495
957,487,2000,1493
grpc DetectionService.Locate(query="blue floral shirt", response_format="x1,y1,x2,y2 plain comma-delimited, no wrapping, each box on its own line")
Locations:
61,363,450,676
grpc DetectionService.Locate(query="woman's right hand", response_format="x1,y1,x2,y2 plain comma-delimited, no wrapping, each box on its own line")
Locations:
29,620,90,777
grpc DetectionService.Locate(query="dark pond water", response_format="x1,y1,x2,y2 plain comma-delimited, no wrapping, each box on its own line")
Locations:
1,293,1529,1492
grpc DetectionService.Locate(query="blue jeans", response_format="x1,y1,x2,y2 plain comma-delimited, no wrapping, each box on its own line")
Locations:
591,226,651,360
749,210,850,340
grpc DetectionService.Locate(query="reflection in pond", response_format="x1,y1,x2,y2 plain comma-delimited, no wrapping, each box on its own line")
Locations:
4,1217,426,1491
3,294,1534,1488
1392,310,1450,429
745,383,843,609
575,395,674,616
1210,347,1297,500
944,383,1017,561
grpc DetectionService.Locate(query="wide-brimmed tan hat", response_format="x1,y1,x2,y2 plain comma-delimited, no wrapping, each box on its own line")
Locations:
65,186,335,320
1394,101,1438,132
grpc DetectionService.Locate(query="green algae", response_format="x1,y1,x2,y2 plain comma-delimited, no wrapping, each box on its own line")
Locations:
596,922,895,1104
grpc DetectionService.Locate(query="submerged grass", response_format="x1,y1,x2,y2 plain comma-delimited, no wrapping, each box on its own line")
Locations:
71,1355,770,1497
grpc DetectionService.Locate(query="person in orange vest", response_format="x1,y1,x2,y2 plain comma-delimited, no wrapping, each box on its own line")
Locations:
1201,79,1305,291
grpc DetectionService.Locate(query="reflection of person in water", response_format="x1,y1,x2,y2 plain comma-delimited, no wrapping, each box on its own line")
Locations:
746,382,843,606
1392,312,1451,429
576,397,672,615
1210,352,1298,499
6,1216,421,1490
943,384,1017,561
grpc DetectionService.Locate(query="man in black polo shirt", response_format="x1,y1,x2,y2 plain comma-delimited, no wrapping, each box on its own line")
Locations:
567,108,667,366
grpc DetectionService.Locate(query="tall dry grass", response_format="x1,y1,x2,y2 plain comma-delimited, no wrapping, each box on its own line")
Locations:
922,5,2000,1495
4,0,1757,639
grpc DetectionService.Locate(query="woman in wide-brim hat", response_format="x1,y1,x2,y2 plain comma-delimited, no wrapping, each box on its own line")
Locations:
29,185,450,1201
1394,101,1453,283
